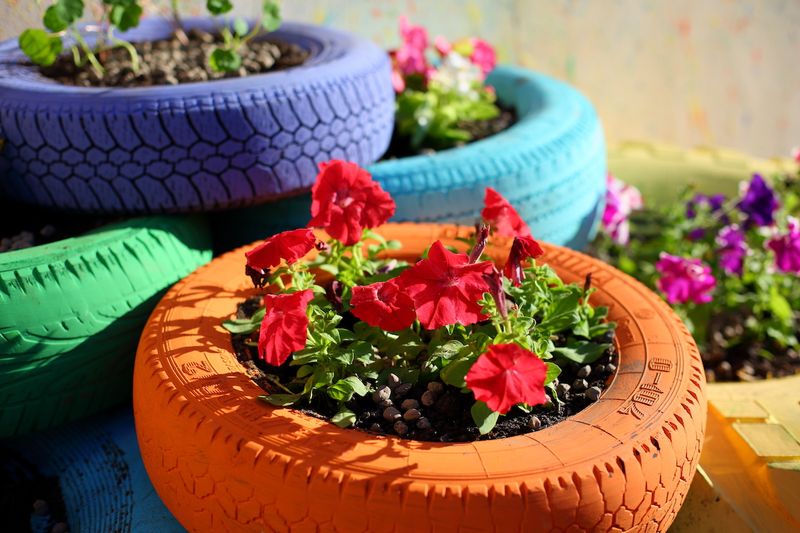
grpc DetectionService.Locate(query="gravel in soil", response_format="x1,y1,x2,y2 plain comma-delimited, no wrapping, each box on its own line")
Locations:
0,448,68,533
231,295,618,442
0,201,119,253
702,310,800,382
382,105,517,159
40,28,308,88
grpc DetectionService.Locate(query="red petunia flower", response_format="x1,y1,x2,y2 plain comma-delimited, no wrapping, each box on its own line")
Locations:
397,241,493,330
465,343,547,414
349,279,416,331
245,229,317,286
503,235,545,286
308,160,396,245
258,289,314,366
481,187,531,238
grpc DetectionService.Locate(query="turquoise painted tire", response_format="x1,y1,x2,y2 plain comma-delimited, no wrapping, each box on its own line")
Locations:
1,407,183,532
211,66,606,252
0,216,211,438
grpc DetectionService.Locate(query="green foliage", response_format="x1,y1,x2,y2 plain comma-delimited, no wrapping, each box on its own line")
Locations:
207,0,283,73
206,0,233,15
396,82,500,151
19,29,63,66
22,0,144,76
245,226,614,429
209,47,242,72
105,0,143,32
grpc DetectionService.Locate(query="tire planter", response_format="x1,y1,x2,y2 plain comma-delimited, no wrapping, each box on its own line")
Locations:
134,223,706,532
607,140,795,201
607,141,800,532
2,407,183,532
0,18,394,214
211,66,606,252
0,215,211,438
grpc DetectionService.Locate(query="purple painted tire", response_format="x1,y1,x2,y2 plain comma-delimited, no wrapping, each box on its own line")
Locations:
0,18,394,214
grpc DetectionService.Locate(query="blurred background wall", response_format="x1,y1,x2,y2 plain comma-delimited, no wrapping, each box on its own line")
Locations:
2,0,798,158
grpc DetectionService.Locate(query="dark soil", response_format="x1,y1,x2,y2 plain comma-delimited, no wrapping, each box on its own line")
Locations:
41,28,308,88
382,105,517,159
702,310,800,382
231,295,618,442
0,200,117,253
0,448,68,533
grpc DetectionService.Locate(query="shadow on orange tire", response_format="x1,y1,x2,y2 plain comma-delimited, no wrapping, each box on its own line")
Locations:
133,223,707,532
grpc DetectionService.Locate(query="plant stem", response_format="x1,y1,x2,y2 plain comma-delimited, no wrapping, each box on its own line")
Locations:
264,374,295,394
170,0,189,45
70,28,104,76
111,37,140,73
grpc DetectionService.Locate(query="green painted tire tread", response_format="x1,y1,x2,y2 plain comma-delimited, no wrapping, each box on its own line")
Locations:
0,216,212,438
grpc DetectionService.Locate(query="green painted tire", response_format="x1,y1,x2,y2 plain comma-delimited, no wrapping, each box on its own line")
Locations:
0,216,212,438
607,140,795,201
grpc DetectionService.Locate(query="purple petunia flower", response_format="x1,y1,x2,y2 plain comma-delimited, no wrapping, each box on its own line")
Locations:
738,174,779,227
602,174,642,245
766,217,800,275
686,193,726,219
655,253,717,304
716,225,748,276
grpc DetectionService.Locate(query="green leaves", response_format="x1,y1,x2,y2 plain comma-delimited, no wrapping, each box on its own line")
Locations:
331,406,357,428
552,341,611,365
259,393,301,406
207,0,233,15
327,376,368,402
44,0,84,32
19,29,63,66
395,79,501,151
209,47,242,72
470,401,499,435
262,0,281,32
106,0,143,32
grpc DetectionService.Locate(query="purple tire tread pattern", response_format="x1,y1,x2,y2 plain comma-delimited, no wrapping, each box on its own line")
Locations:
0,19,394,214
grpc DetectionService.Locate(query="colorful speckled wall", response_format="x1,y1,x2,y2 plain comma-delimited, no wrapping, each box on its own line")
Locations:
2,0,798,157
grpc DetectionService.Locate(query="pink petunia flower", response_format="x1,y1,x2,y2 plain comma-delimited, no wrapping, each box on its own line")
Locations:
655,253,716,304
602,174,643,245
766,217,800,275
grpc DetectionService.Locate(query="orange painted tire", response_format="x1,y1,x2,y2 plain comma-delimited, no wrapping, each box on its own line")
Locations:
133,223,706,532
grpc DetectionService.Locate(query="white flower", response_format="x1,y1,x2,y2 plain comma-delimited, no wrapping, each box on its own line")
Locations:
430,52,484,97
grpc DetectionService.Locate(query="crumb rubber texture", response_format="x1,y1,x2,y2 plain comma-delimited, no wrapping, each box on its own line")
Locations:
134,223,706,532
0,18,394,214
0,215,212,438
213,66,607,253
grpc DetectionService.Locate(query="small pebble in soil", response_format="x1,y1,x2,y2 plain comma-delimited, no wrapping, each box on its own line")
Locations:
577,365,592,379
427,382,444,394
387,373,401,389
606,363,617,373
378,399,393,408
400,399,419,411
393,421,409,435
416,417,432,430
372,386,391,403
383,407,401,421
572,378,588,392
369,423,382,433
585,386,602,402
528,416,542,430
420,390,437,406
394,383,412,397
556,383,571,397
403,408,421,422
